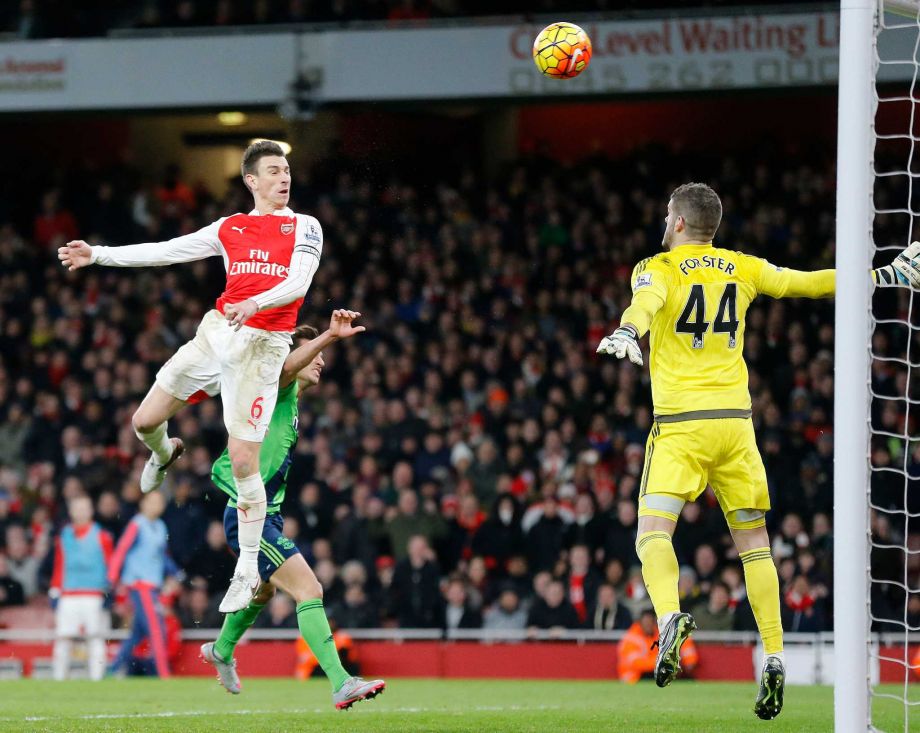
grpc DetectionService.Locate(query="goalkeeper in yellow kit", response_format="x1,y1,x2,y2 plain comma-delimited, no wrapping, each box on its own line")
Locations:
597,183,920,720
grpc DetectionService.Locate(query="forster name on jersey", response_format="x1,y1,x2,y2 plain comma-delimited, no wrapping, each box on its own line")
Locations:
678,254,736,276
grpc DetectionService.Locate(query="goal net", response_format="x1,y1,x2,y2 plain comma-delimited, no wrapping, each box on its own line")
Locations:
860,1,920,730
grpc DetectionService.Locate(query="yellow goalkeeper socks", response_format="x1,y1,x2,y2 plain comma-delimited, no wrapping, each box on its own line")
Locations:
636,531,681,619
740,547,784,655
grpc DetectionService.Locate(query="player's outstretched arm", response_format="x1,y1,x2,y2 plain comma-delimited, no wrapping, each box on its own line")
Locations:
755,243,920,299
279,309,364,388
57,221,223,272
873,242,920,287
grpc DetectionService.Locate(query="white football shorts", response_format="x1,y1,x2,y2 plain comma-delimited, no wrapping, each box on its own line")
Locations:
156,309,292,441
56,594,108,638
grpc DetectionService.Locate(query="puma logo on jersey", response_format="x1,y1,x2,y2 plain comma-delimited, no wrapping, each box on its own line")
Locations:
231,226,247,235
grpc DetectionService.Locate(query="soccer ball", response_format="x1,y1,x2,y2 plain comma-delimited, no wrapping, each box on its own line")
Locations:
532,22,592,79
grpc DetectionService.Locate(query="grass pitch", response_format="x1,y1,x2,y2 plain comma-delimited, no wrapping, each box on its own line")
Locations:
0,678,913,732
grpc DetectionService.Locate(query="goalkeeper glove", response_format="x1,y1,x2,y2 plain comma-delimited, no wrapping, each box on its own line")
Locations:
596,325,643,366
874,242,920,287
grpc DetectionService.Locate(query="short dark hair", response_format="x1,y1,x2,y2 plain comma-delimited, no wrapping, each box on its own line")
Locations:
670,182,722,240
240,140,286,179
293,324,319,342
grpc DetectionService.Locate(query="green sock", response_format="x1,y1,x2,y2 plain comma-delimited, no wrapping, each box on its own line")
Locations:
296,599,350,691
214,601,266,661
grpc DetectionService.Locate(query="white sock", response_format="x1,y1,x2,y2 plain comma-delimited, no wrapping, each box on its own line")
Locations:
234,473,266,571
52,638,71,681
134,421,173,464
658,611,677,634
765,650,785,666
88,637,106,681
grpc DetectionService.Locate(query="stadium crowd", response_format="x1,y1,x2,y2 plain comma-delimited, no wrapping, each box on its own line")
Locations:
0,138,917,642
2,0,829,39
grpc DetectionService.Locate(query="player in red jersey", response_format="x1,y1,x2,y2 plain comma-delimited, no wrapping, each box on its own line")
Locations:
57,140,321,613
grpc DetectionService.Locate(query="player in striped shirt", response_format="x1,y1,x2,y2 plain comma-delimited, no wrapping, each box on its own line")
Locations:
57,141,323,613
199,309,385,709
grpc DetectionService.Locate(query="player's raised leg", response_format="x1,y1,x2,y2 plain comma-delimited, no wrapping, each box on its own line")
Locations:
635,511,695,688
206,507,385,707
220,436,266,613
635,423,698,688
712,419,784,719
202,581,275,694
217,326,289,613
133,384,186,494
729,515,785,720
271,554,385,709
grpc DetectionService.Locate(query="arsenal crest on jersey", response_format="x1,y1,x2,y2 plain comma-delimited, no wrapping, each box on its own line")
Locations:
280,222,294,235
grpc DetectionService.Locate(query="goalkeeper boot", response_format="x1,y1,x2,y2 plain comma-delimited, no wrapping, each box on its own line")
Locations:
199,642,241,695
754,655,785,720
219,565,261,614
140,438,184,494
653,612,696,688
333,676,386,710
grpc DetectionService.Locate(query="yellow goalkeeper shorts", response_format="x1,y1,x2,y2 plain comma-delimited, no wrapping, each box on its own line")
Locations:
639,417,770,515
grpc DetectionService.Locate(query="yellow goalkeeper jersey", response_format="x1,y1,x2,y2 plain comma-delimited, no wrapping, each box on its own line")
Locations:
621,242,835,418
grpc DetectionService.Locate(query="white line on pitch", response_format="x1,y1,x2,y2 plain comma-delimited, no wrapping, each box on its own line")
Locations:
5,704,562,722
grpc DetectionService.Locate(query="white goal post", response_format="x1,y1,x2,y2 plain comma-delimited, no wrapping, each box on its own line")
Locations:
839,1,920,731
835,1,875,732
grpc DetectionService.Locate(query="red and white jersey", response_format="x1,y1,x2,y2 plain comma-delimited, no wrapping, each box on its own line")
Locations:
91,207,322,332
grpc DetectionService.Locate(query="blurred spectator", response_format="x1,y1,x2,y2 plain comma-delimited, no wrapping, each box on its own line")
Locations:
5,525,41,597
691,581,734,632
331,584,378,628
258,593,298,629
0,404,30,470
617,609,698,684
467,439,504,508
526,579,581,633
183,520,235,593
782,576,826,633
94,491,125,538
564,493,605,556
33,190,78,253
380,489,446,561
693,544,719,597
0,554,24,606
483,588,528,632
588,583,632,631
177,579,222,628
390,535,441,628
154,165,196,237
471,494,524,569
526,496,568,572
442,576,482,631
162,478,208,568
566,543,601,624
